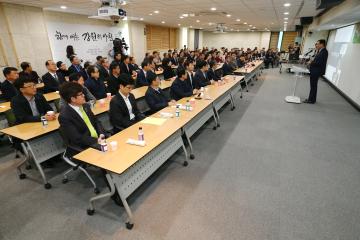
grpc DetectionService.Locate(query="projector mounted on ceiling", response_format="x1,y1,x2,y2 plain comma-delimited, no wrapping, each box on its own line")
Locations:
89,0,128,23
213,23,227,33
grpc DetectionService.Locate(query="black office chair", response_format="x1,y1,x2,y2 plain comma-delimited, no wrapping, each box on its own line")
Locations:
58,127,100,194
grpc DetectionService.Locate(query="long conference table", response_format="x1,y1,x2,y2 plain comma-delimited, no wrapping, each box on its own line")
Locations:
74,75,244,229
233,60,264,90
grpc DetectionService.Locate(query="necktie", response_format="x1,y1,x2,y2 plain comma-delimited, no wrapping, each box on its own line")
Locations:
79,107,98,138
53,73,59,82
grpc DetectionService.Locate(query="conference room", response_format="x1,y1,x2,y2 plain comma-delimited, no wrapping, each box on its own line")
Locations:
0,0,360,239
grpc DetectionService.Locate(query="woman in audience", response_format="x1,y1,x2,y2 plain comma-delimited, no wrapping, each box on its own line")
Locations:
66,45,75,60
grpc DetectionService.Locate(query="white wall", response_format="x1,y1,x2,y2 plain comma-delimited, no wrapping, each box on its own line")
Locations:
179,27,188,49
198,30,203,49
202,31,271,49
188,29,195,50
128,21,146,63
302,30,329,54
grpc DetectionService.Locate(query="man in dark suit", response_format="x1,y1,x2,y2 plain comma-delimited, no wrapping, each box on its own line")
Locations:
193,60,214,89
107,62,121,96
84,65,107,100
1,67,19,101
184,61,195,90
120,55,132,76
207,61,221,81
42,60,66,93
222,56,235,76
19,62,41,83
68,55,83,75
136,60,152,88
304,39,328,104
170,69,199,101
59,82,104,151
11,75,56,124
98,58,110,82
145,71,174,114
109,74,145,133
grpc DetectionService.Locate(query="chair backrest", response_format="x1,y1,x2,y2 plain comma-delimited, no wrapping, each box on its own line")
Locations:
5,109,17,127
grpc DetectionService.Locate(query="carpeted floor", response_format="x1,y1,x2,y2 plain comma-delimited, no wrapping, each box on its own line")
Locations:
1,68,360,240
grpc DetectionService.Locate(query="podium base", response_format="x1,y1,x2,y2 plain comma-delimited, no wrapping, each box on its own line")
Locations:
285,95,301,104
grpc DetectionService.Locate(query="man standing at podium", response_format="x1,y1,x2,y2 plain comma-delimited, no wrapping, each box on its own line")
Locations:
303,39,328,104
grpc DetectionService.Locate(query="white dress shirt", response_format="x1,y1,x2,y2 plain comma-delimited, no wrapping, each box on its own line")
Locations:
119,92,135,120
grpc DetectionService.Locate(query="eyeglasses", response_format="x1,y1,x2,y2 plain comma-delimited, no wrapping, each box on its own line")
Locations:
22,84,36,89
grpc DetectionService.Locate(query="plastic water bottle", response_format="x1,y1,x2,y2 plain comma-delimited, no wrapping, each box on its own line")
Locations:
138,127,144,141
41,116,48,127
100,134,108,152
185,100,191,111
175,106,180,117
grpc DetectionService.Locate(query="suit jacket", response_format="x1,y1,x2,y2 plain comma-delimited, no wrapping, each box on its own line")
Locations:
19,71,40,83
193,69,211,89
207,68,221,81
68,64,83,75
59,103,104,152
84,77,107,100
170,57,178,66
80,69,89,81
107,74,121,96
186,71,194,90
1,80,18,101
310,48,328,76
120,62,131,76
163,66,175,80
170,77,193,101
42,72,66,93
11,93,53,124
222,62,234,76
236,59,245,68
109,92,144,132
136,70,149,88
98,65,110,82
145,87,170,114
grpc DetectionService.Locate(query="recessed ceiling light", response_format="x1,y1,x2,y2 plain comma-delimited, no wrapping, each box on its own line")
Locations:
140,18,144,21
249,24,252,27
180,16,184,19
149,13,153,16
200,27,203,29
244,22,247,24
284,17,288,20
284,3,291,7
231,28,234,31
236,19,240,22
154,10,159,14
284,12,289,15
252,26,256,28
161,21,165,24
247,28,250,31
178,23,181,26
237,30,240,32
284,21,288,24
121,1,127,5
190,26,193,28
226,14,231,17
182,13,189,17
60,5,67,9
196,20,200,23
208,22,213,25
210,7,216,11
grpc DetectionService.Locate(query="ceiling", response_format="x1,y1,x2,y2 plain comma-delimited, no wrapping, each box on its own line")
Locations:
0,0,322,31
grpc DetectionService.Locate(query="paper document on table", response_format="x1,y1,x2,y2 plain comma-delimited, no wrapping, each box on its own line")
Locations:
141,117,167,126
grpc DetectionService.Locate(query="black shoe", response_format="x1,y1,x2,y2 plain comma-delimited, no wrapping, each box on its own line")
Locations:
303,99,315,104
